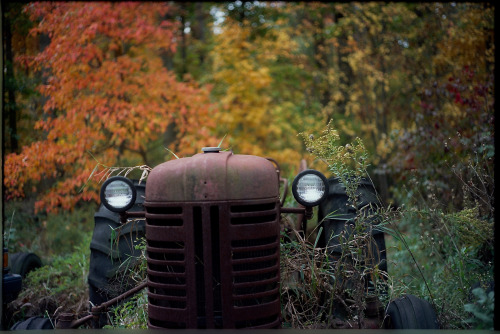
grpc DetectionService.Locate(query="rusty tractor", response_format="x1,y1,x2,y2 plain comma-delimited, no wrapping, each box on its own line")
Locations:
12,147,439,329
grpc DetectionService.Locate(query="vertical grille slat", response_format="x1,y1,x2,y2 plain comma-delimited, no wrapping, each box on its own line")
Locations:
209,206,222,327
145,199,280,329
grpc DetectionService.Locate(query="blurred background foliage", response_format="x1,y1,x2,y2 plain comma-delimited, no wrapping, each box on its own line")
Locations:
2,1,494,329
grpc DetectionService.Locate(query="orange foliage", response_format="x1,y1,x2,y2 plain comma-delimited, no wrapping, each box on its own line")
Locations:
4,2,217,213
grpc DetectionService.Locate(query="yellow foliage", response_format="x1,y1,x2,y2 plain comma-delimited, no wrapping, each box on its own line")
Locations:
210,17,307,171
375,133,395,164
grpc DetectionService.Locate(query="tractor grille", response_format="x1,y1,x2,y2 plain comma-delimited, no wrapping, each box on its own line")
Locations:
145,199,281,329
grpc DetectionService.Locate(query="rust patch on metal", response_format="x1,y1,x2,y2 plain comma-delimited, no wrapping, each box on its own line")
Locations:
146,151,279,202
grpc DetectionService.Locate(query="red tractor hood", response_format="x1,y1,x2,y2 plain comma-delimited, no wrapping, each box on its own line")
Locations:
145,150,279,202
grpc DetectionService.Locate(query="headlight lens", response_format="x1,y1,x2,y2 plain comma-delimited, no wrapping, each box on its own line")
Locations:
292,170,328,207
100,176,136,213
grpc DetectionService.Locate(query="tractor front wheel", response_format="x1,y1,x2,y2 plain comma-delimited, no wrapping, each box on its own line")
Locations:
383,294,439,329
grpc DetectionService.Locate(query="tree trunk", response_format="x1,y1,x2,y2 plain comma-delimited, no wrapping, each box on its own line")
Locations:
3,3,19,153
179,3,187,78
193,2,206,66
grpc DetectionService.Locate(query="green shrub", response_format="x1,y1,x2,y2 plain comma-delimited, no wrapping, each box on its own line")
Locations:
464,287,494,330
104,289,148,329
386,169,494,328
280,123,390,328
7,231,92,328
103,236,147,329
4,200,96,257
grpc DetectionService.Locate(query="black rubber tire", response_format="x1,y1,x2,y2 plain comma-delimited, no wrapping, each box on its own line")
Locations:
87,180,146,327
384,294,439,329
318,177,387,273
11,316,54,330
9,252,43,278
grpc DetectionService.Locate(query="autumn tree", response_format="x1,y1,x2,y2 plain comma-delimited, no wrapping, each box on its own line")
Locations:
283,3,428,167
276,3,493,205
389,3,495,209
4,2,217,213
2,2,41,154
4,2,493,213
170,2,214,81
209,4,321,172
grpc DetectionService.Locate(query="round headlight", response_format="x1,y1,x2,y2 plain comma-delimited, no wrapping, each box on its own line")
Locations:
292,169,329,207
100,176,137,213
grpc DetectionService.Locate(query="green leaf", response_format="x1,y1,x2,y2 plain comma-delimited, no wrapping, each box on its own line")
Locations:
217,133,227,148
164,147,180,159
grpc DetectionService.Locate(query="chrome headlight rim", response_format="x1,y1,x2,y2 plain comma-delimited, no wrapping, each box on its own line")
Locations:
291,169,329,207
100,176,137,213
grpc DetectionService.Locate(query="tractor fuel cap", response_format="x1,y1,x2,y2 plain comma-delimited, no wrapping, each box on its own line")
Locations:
202,147,221,153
